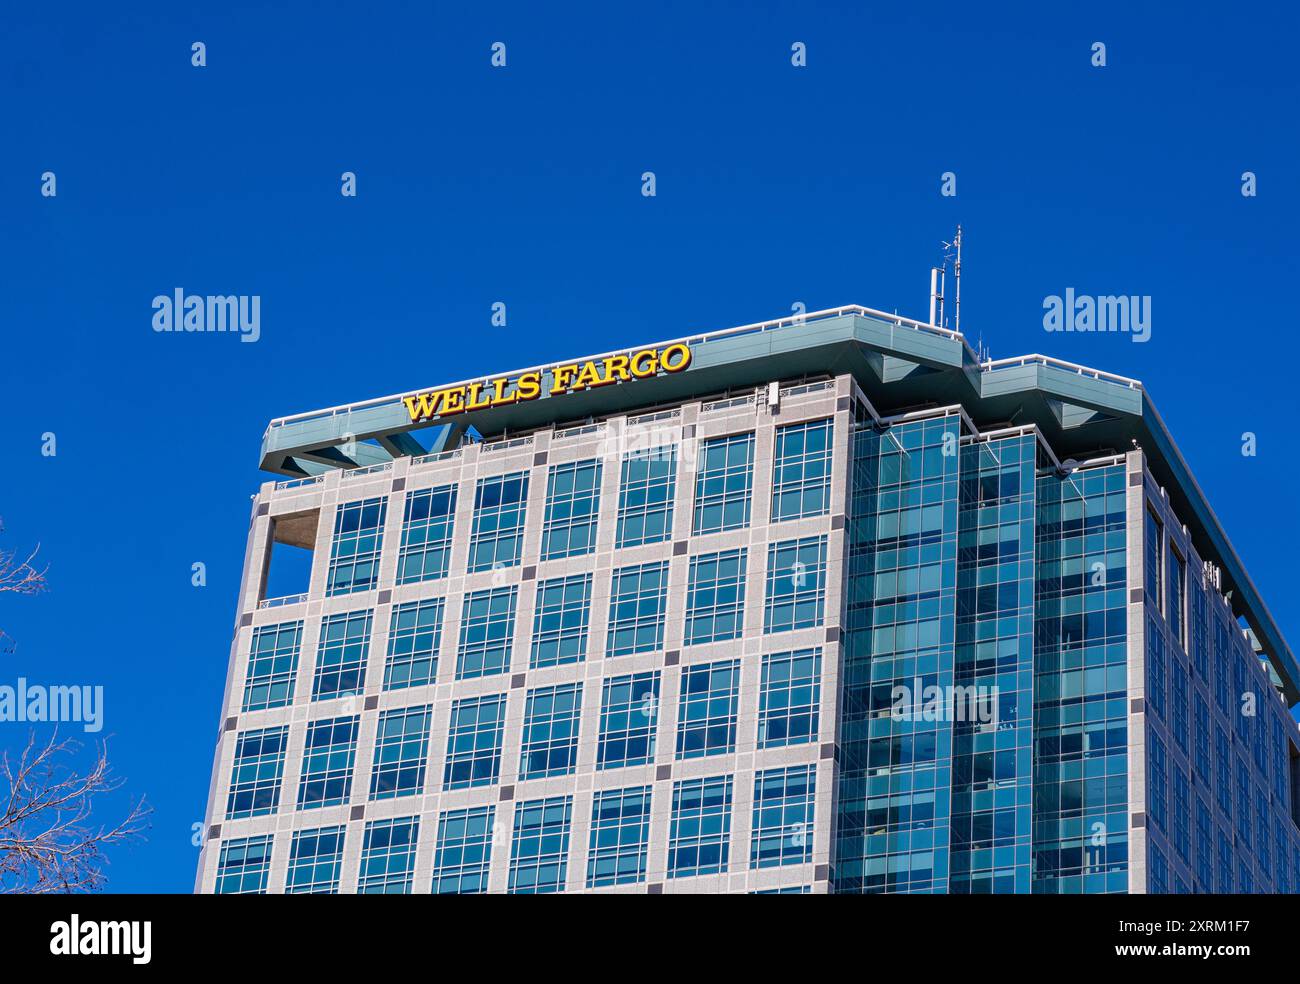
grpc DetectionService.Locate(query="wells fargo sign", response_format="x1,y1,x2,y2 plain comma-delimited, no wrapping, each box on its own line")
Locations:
402,343,692,423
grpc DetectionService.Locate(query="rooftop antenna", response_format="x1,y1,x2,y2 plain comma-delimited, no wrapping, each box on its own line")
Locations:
928,260,945,328
940,225,963,333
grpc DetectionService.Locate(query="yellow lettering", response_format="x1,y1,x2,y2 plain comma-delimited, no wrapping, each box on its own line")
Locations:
403,391,443,422
660,343,692,373
491,376,519,406
406,345,689,421
517,371,542,401
601,355,631,384
630,349,658,378
550,364,578,394
573,360,604,391
441,387,467,416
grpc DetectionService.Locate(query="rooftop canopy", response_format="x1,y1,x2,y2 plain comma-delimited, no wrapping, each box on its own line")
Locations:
258,304,1298,705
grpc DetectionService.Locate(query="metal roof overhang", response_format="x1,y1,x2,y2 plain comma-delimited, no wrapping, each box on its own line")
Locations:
257,309,1299,704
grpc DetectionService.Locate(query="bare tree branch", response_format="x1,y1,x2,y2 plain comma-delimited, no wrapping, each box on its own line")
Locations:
0,518,48,655
0,731,151,893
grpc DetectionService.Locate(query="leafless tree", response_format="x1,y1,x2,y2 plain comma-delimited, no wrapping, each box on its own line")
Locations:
0,519,149,891
0,732,151,893
0,519,47,654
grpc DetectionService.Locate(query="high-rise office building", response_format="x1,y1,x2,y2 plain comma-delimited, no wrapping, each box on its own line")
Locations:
196,304,1300,893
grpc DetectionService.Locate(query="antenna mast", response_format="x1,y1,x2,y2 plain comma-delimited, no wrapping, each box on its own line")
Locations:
939,225,962,333
952,224,962,334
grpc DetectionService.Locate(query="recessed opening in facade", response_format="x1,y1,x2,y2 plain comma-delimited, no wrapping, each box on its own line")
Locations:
259,508,318,604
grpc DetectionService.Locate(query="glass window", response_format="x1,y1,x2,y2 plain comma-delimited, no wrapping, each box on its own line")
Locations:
509,796,572,894
541,459,602,560
1195,799,1213,892
1172,766,1190,864
597,671,660,770
1147,729,1166,832
759,648,821,748
1236,759,1252,847
1168,547,1186,649
1191,576,1208,679
468,471,529,572
327,497,387,596
1171,658,1188,755
617,446,676,547
444,694,507,790
242,620,302,711
456,586,517,680
608,561,668,657
668,775,732,878
1256,788,1271,881
693,432,754,534
675,659,740,759
383,598,444,690
1149,842,1168,894
1215,725,1232,818
1193,692,1211,786
358,817,419,894
215,835,273,894
397,484,457,583
764,536,827,634
587,785,652,888
1146,618,1166,721
312,609,373,701
1232,653,1248,743
771,418,832,522
286,826,345,894
227,725,289,819
369,705,433,800
1144,506,1162,605
685,548,747,646
1213,616,1230,716
530,574,592,668
431,806,495,895
519,683,583,780
1217,828,1233,893
751,765,815,869
297,715,359,810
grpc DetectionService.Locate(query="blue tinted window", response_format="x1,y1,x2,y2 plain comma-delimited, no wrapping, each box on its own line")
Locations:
468,472,528,572
771,418,832,522
676,660,740,759
397,484,456,583
668,775,732,878
444,694,507,789
693,432,754,534
509,796,572,894
227,726,289,819
297,715,358,809
242,621,302,711
286,826,345,894
598,671,660,770
327,497,387,596
358,817,418,894
541,459,602,560
215,835,273,894
617,446,676,547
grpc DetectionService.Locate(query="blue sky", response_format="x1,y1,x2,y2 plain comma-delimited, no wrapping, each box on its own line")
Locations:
1,1,1296,891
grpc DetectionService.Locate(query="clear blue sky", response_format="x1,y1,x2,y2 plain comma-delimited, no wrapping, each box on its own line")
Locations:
1,1,1296,892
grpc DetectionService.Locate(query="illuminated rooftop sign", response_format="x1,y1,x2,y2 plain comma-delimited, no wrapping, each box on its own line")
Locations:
402,343,692,423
